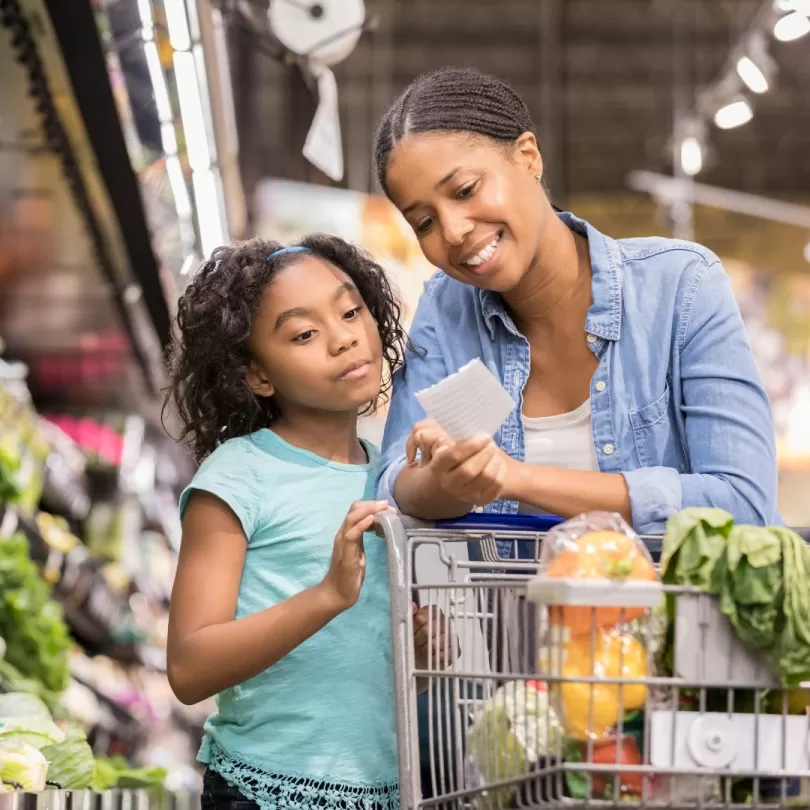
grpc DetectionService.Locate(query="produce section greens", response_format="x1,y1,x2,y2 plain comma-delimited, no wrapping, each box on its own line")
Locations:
0,692,165,792
0,532,72,693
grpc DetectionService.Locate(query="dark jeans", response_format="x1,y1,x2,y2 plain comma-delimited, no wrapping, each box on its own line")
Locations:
201,769,259,810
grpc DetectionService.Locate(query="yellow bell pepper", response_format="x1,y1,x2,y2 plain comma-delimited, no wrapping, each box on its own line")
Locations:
559,631,648,741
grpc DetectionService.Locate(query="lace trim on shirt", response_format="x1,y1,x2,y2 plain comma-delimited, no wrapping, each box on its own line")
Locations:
209,742,399,810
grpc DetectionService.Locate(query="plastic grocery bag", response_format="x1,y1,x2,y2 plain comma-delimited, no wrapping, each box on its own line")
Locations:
539,511,658,636
465,680,561,807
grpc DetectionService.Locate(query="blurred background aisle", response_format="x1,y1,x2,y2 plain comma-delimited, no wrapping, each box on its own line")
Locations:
0,0,809,802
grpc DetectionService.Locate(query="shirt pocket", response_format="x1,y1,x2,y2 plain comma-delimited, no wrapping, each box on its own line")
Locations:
629,385,681,469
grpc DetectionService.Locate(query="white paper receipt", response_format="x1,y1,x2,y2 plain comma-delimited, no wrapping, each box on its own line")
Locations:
415,359,516,441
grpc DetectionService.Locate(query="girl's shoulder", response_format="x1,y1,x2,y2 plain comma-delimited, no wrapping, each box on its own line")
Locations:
178,435,272,536
197,433,267,470
180,432,380,536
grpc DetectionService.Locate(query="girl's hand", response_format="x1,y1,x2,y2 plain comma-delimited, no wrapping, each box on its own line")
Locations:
320,500,392,612
413,603,460,671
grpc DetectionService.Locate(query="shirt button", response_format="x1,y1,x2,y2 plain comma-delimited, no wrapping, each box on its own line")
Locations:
603,443,615,455
586,333,598,345
595,381,606,393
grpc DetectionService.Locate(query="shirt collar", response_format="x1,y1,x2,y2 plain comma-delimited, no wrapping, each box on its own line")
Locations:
479,210,624,342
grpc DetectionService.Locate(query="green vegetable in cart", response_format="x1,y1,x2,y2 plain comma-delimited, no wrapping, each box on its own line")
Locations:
0,533,72,693
466,680,560,807
40,737,96,789
661,508,810,686
0,740,49,791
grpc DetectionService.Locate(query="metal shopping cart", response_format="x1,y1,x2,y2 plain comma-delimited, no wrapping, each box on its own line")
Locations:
377,512,810,810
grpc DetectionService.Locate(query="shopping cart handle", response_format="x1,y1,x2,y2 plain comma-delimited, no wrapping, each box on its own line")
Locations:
434,513,565,532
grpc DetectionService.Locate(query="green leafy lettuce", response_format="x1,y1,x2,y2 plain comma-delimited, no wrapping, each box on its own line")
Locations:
661,508,810,686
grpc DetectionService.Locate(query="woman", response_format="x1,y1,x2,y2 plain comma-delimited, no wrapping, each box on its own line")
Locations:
374,66,779,538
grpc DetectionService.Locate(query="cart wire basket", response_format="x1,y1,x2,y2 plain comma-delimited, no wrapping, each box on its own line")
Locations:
377,512,810,810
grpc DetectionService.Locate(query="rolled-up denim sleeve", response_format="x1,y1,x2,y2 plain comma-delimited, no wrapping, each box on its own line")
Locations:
624,260,779,535
377,285,448,510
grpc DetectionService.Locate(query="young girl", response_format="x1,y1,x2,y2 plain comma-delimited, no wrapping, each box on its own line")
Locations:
165,234,426,810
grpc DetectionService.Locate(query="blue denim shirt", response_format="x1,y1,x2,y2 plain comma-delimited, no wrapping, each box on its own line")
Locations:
378,211,780,537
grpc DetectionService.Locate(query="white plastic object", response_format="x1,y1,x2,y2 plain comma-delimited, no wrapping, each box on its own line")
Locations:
268,0,366,66
650,710,810,771
526,576,663,609
673,592,779,688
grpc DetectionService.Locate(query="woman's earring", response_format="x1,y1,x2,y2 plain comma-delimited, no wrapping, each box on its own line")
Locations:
535,173,543,182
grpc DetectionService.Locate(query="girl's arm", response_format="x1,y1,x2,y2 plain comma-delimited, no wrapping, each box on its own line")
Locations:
167,491,389,705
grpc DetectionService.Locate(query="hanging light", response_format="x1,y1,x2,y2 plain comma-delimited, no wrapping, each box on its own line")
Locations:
714,98,753,129
173,51,212,171
165,0,192,51
192,169,227,258
160,123,177,156
774,11,810,41
143,40,173,122
136,0,153,28
680,136,703,176
736,56,769,93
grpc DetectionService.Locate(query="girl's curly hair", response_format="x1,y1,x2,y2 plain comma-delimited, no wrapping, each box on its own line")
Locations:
165,234,408,463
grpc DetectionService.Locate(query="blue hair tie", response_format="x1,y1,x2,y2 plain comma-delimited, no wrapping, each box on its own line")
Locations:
266,245,309,261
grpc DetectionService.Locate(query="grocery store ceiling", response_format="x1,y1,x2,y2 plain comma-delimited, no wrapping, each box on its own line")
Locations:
0,0,167,419
234,0,810,202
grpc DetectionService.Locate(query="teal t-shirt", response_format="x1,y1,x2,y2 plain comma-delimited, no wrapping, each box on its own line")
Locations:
179,429,398,809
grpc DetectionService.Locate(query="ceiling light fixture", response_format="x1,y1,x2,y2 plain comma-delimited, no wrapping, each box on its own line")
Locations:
714,98,754,129
736,56,769,93
680,136,704,176
774,11,810,41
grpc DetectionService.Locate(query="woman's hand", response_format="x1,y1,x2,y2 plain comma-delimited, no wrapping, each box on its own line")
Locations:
406,421,514,506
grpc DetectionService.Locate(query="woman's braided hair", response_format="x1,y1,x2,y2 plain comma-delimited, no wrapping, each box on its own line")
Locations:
374,67,538,193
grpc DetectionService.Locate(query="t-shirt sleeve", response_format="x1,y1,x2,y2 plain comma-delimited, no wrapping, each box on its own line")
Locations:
178,440,261,539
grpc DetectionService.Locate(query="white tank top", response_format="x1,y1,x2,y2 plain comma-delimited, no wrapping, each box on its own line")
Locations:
518,399,599,515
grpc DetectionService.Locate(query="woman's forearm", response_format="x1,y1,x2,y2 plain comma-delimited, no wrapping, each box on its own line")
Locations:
168,583,343,705
506,463,632,524
393,464,472,520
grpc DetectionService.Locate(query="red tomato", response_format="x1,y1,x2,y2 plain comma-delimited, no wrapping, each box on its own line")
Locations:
590,735,645,796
